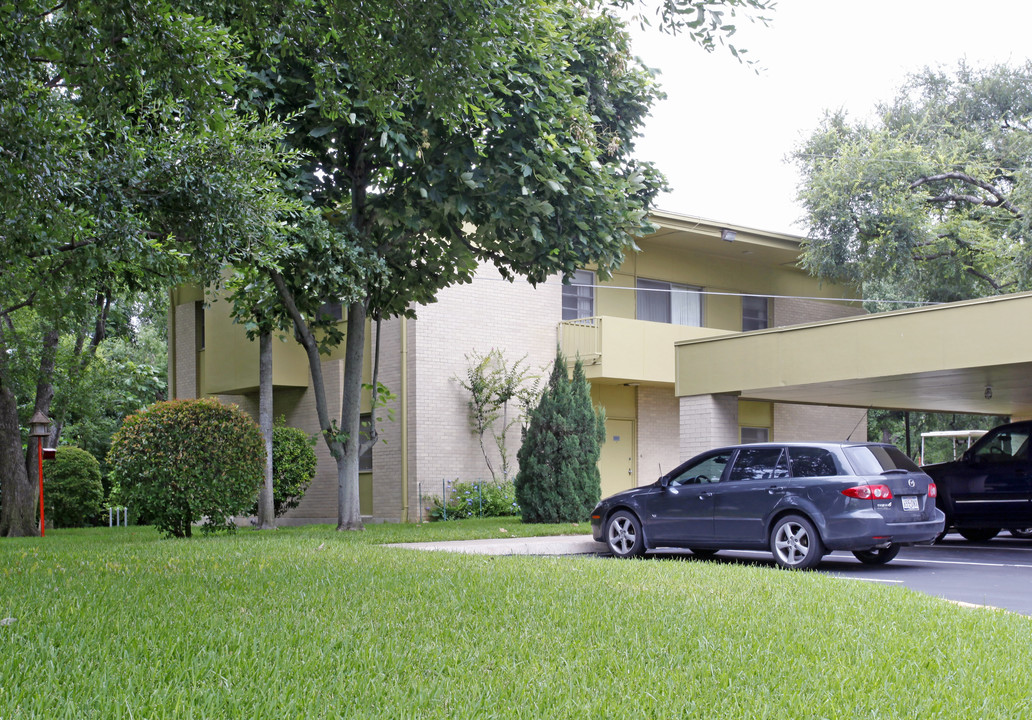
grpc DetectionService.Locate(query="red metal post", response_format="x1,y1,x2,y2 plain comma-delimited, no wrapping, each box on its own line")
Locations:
37,439,44,537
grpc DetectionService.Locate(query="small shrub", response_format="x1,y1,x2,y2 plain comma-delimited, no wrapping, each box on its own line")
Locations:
108,398,265,538
44,447,104,528
426,480,520,521
252,420,317,517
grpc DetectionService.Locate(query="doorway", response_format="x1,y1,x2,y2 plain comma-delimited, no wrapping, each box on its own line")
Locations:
599,418,636,499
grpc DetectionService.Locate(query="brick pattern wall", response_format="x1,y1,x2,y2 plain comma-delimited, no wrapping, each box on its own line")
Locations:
774,403,868,443
173,302,198,398
408,265,561,509
373,318,405,522
679,394,738,461
772,297,863,327
637,386,681,481
277,361,343,524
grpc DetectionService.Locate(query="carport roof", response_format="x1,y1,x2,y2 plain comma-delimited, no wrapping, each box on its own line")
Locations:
674,291,1032,417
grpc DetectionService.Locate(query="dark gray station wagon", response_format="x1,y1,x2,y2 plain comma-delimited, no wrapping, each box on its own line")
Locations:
590,442,945,569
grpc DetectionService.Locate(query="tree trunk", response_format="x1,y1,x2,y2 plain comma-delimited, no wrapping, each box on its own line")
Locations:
256,331,276,529
337,300,366,531
0,384,38,537
267,269,364,531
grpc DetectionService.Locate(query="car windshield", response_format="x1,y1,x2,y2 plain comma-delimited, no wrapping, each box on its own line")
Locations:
969,426,1031,462
845,445,919,476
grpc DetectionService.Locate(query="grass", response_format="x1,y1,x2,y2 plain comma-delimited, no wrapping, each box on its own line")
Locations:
1,521,1031,719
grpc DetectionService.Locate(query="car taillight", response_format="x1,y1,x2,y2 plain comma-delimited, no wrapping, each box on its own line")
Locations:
842,484,894,500
927,482,937,498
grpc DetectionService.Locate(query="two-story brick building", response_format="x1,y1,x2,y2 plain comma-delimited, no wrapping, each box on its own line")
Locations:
169,210,867,524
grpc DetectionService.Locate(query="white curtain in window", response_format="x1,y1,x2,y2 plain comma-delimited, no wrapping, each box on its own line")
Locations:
671,284,701,326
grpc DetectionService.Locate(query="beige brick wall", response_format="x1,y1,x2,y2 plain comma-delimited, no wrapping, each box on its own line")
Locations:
679,394,739,461
276,362,343,524
772,297,863,327
774,403,868,443
407,265,562,513
173,302,198,398
637,386,680,482
373,318,405,522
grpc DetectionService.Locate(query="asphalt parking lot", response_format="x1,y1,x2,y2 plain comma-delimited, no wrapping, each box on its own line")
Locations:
395,532,1032,615
639,534,1032,616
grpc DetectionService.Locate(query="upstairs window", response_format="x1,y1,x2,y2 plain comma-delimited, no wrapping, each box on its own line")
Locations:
562,269,595,320
742,295,769,331
636,278,702,326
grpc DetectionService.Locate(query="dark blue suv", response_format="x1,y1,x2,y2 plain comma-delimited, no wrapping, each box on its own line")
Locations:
923,420,1032,542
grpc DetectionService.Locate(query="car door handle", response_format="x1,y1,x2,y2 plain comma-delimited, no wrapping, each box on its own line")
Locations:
698,491,713,499
767,486,788,494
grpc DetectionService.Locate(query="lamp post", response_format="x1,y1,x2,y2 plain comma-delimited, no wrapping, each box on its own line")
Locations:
28,410,51,537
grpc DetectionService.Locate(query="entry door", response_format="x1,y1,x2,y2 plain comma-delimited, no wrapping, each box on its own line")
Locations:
599,419,635,500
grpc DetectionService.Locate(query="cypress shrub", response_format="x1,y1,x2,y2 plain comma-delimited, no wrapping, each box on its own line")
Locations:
515,347,605,523
108,398,265,538
44,446,104,528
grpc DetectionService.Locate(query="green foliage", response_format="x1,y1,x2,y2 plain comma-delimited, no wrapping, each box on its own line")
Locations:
426,480,520,521
43,447,104,529
252,420,317,518
0,0,304,536
454,349,541,483
793,61,1032,304
107,399,265,538
515,348,605,523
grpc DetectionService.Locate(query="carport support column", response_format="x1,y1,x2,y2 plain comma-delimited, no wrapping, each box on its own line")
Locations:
679,394,739,461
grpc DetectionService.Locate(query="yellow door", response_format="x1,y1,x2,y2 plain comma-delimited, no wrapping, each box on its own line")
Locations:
599,419,635,500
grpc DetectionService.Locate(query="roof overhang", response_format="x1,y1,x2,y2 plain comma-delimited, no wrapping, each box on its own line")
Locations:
675,291,1032,417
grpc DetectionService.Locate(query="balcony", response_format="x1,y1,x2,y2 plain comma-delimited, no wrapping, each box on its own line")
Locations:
559,316,731,385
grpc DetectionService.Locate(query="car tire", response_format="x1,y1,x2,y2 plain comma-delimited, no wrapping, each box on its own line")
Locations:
958,527,1000,543
770,514,825,570
605,511,645,558
1010,528,1032,538
852,543,901,565
689,548,719,558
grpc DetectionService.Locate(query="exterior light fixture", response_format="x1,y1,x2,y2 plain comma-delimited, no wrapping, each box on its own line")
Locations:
985,386,993,400
720,228,737,242
28,410,52,537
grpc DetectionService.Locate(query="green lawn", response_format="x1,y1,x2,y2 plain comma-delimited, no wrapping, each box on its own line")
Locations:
1,521,1030,719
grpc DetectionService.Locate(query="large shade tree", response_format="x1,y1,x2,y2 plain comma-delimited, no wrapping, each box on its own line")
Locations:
0,1,299,536
208,0,774,531
214,0,668,530
793,62,1032,306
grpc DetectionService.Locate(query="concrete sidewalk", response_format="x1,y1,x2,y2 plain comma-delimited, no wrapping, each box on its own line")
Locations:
387,535,608,556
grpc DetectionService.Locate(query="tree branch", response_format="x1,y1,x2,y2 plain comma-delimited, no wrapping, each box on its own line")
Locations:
911,171,1023,217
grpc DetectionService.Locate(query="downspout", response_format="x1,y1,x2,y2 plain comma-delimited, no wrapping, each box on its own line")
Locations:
400,316,409,522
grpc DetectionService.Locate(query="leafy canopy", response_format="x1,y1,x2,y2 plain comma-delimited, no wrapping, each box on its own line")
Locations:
793,62,1032,304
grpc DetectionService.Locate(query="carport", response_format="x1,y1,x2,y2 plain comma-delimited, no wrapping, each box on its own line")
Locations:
674,291,1032,419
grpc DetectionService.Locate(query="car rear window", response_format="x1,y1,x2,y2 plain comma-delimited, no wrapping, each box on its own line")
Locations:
844,445,920,476
786,447,845,477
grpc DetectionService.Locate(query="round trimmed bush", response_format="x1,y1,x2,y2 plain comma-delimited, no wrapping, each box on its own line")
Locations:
44,446,104,528
108,398,265,538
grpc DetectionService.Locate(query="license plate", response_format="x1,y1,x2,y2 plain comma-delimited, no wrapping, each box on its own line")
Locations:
901,496,920,512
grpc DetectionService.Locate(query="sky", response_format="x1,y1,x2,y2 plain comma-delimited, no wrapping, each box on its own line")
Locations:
628,0,1032,236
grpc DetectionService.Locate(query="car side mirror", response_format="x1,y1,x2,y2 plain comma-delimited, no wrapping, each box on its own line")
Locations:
658,475,670,488
962,449,976,464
